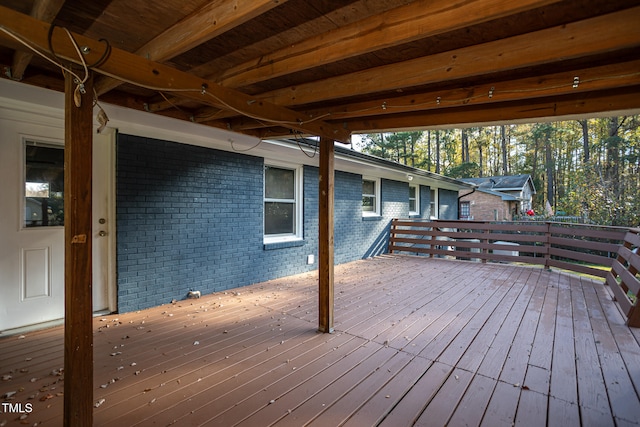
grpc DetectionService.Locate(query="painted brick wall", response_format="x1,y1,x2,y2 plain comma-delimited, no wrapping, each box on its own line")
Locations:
333,173,410,261
116,135,416,312
116,135,266,312
419,185,432,219
438,189,459,220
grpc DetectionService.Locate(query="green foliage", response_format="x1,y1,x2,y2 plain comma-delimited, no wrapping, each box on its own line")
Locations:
446,162,479,178
357,115,640,227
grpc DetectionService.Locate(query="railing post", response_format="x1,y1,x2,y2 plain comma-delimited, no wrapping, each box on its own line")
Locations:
482,227,490,263
389,219,397,254
544,221,551,270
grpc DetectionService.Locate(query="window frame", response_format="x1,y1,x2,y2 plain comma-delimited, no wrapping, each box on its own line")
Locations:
263,162,303,244
429,188,438,219
362,177,381,217
460,201,471,219
409,184,420,216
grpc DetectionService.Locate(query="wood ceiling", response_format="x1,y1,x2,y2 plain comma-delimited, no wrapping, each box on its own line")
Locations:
0,0,639,144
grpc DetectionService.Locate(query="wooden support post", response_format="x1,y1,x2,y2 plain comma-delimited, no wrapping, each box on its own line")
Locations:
318,137,334,333
63,70,94,427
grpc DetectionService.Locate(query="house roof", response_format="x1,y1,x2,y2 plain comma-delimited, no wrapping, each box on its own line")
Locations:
459,174,536,194
0,0,639,144
284,138,474,190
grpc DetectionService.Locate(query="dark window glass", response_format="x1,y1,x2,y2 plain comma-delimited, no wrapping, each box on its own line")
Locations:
25,142,64,227
264,166,296,236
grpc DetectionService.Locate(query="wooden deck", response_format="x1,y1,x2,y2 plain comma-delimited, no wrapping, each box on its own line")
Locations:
2,255,640,426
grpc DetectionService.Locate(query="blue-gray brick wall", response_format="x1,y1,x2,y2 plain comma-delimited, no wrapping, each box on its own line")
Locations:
438,188,459,220
116,134,440,312
418,185,431,219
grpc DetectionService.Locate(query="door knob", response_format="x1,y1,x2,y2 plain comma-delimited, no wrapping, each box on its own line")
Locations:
99,230,107,237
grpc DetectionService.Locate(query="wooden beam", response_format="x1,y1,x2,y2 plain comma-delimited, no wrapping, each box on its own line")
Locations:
216,0,562,88
94,0,286,95
9,0,65,80
144,0,562,114
341,86,640,132
301,60,640,121
210,59,640,132
258,7,640,107
63,70,93,427
318,137,335,333
0,5,351,144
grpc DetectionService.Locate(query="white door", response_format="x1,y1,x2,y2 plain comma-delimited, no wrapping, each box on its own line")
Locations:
0,117,114,332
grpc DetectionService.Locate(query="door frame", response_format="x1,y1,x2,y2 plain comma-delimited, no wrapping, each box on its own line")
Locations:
93,129,117,314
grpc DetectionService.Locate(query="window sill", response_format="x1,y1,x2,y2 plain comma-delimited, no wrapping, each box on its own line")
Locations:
263,238,305,251
362,214,382,221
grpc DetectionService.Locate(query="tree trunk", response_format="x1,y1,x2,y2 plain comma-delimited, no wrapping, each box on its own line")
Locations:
501,125,508,175
435,130,441,174
461,128,469,163
478,143,484,177
410,133,416,167
545,127,554,208
579,119,590,163
427,130,432,171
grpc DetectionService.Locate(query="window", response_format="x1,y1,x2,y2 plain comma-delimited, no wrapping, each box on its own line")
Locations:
362,178,380,216
460,201,471,219
430,189,438,219
24,140,64,227
264,164,302,242
409,185,419,215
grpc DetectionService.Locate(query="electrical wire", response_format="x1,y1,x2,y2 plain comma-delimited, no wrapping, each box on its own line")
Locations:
294,133,318,158
0,25,84,86
230,138,263,152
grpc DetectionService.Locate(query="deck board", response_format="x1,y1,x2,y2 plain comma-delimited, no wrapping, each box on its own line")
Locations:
1,255,639,426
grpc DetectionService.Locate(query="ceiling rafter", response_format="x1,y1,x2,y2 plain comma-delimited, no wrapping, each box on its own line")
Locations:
257,7,640,108
338,86,640,133
9,0,65,80
1,0,637,140
215,0,563,89
303,60,640,121
143,0,563,115
0,5,351,143
206,59,640,132
147,7,639,128
94,0,288,96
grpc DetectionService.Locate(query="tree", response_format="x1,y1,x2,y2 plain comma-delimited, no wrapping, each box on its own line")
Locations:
356,115,640,227
501,125,508,175
446,162,479,178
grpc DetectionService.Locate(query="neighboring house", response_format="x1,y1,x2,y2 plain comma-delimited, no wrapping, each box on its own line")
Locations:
457,175,536,221
0,79,471,331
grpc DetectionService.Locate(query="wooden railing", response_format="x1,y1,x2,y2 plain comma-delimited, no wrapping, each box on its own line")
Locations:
606,229,640,327
389,220,640,326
